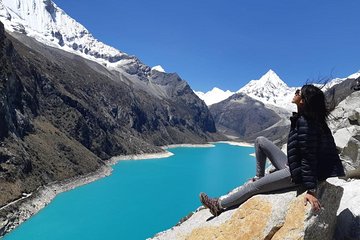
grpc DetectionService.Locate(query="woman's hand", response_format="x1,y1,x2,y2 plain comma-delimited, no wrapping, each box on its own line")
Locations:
304,192,321,213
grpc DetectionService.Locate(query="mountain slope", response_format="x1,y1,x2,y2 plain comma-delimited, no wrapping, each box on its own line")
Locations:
0,0,224,232
0,17,221,215
209,93,284,141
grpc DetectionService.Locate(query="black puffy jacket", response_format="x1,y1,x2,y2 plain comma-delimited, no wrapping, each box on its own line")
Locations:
287,113,345,190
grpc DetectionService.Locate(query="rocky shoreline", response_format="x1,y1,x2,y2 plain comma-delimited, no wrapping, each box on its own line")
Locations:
0,164,112,236
0,148,174,237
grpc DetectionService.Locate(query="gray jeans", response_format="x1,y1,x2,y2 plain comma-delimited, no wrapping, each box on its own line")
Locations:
220,137,298,209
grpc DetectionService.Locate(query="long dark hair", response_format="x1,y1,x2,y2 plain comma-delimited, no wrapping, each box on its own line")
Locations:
300,84,330,125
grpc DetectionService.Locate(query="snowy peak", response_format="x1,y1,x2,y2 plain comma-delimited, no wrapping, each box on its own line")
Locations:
194,70,294,110
0,0,141,70
258,69,286,86
237,70,297,112
194,87,234,106
238,69,288,94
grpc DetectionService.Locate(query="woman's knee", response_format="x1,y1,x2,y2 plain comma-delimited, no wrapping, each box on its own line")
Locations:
255,136,267,147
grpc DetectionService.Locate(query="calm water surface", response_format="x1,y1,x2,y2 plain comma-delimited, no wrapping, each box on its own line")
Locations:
4,143,255,240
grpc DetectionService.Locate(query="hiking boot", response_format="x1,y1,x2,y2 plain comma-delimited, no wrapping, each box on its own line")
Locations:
199,192,223,216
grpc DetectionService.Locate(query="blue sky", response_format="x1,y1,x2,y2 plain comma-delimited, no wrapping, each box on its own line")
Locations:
54,0,360,92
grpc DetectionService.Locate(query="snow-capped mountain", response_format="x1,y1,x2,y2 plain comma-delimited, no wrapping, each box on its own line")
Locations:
237,69,360,111
237,69,297,112
194,87,234,105
196,69,357,113
0,0,143,71
195,70,297,112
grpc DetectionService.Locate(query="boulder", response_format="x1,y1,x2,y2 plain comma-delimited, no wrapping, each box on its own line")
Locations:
329,91,360,132
333,126,359,150
150,180,344,240
330,91,360,175
341,137,360,169
329,178,360,240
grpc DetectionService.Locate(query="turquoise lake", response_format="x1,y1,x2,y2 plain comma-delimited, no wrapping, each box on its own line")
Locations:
4,143,255,240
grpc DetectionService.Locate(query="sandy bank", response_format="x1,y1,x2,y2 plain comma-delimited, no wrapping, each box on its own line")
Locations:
162,143,215,149
215,141,254,147
108,151,174,165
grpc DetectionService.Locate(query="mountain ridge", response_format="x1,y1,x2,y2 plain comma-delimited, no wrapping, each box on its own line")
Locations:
0,0,151,75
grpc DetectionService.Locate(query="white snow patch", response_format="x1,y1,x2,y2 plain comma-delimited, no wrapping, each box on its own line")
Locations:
151,65,165,73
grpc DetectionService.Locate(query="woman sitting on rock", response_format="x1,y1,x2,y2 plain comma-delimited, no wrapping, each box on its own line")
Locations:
200,84,345,216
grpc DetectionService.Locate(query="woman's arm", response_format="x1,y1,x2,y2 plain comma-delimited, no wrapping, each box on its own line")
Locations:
297,117,322,212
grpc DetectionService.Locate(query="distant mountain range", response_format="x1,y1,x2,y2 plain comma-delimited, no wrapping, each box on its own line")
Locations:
195,69,360,113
